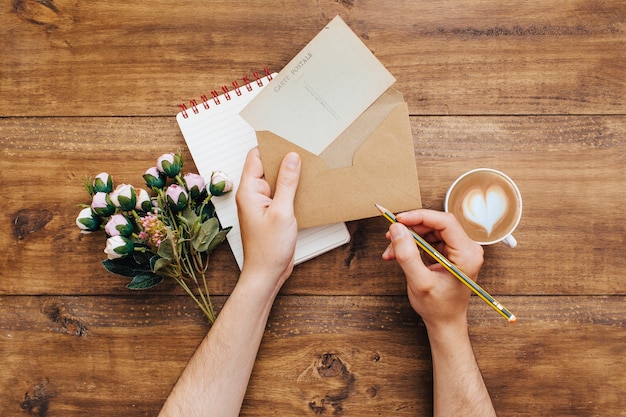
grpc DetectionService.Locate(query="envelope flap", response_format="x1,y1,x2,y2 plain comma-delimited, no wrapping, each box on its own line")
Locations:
320,87,405,169
257,95,421,229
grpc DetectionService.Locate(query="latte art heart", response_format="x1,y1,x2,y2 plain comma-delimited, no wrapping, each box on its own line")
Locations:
461,186,508,235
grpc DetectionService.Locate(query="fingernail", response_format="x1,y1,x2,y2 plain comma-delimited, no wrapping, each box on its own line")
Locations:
284,152,300,169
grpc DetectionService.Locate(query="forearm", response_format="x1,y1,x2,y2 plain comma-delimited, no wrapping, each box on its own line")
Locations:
427,322,497,417
158,270,279,417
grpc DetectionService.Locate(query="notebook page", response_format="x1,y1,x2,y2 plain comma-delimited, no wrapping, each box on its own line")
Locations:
176,75,350,269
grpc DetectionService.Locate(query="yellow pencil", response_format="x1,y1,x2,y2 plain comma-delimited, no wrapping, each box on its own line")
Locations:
375,203,517,323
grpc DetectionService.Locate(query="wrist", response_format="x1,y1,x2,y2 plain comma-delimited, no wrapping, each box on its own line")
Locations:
424,317,470,349
238,268,284,304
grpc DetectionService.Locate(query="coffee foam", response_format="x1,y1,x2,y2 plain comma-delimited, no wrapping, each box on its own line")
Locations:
446,170,521,244
461,185,508,236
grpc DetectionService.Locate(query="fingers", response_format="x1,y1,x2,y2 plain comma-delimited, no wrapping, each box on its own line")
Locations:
395,210,474,251
271,152,301,208
237,148,271,211
240,147,264,181
387,222,430,277
394,209,484,278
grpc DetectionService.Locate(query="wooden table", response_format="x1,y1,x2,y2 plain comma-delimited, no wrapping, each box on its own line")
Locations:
2,1,625,415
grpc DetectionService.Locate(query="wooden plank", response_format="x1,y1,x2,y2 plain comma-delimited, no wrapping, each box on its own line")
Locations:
413,115,626,297
2,0,624,116
0,295,623,416
1,115,624,296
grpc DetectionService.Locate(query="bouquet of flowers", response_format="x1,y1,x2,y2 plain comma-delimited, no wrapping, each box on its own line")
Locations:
75,150,233,323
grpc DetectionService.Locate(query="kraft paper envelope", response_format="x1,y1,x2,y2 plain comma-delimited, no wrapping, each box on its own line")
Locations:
257,87,421,229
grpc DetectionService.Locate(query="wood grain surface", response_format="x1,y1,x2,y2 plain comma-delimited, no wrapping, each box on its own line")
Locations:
1,1,624,416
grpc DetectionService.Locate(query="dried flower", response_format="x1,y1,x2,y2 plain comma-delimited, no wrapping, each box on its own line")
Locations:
208,171,233,196
75,150,233,324
104,235,134,260
157,153,182,178
165,184,188,212
135,188,152,212
109,184,137,211
104,213,134,237
143,167,167,189
138,212,166,249
184,173,206,200
93,172,114,193
76,207,101,233
91,192,116,217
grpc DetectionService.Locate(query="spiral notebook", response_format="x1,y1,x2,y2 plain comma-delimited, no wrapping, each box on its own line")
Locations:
176,70,351,269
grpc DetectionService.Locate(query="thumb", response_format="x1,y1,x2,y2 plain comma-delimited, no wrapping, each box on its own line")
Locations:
389,223,429,277
272,152,301,207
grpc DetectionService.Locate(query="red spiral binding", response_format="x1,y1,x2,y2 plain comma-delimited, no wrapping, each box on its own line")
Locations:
242,76,252,92
200,95,209,109
179,68,273,119
179,103,188,118
190,99,199,115
232,80,242,96
210,90,221,105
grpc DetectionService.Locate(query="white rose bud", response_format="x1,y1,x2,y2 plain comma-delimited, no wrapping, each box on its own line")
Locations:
109,184,137,211
104,235,134,260
208,171,233,196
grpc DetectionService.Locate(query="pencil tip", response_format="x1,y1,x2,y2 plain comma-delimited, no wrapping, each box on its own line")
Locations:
374,203,386,214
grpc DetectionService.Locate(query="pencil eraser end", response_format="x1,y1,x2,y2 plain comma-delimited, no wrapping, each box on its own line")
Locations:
508,315,517,323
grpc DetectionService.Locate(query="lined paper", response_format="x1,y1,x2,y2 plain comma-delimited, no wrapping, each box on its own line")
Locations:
176,74,350,269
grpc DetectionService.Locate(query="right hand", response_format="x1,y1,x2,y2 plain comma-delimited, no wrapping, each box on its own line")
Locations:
382,209,484,330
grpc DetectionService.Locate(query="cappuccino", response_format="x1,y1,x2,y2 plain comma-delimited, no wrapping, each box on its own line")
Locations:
445,169,521,245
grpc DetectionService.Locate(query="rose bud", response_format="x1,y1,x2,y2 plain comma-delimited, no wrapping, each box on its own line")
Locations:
165,184,188,212
104,213,134,237
109,184,137,211
93,172,113,193
91,192,116,217
135,188,153,212
183,173,206,200
104,235,134,260
157,153,182,178
208,170,233,196
143,166,167,189
76,207,102,233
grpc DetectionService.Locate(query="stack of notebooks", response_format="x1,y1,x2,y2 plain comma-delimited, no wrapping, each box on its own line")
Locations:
176,16,421,269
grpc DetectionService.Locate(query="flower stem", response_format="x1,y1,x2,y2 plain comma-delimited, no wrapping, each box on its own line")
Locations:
174,276,214,322
198,255,215,321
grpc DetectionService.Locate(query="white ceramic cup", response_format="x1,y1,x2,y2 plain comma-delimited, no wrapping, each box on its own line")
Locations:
444,168,522,248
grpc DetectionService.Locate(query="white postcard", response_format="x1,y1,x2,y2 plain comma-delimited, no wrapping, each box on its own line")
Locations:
240,15,396,155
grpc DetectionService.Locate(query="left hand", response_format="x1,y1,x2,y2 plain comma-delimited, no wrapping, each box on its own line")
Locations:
236,147,301,288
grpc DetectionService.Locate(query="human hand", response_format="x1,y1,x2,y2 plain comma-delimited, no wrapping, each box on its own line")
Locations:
382,209,484,330
236,147,301,290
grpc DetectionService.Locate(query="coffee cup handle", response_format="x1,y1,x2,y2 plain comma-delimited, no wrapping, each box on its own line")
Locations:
502,234,517,248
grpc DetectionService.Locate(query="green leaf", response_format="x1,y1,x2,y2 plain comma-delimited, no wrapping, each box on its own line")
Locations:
199,201,216,221
132,249,154,267
126,272,164,290
102,257,149,278
193,217,219,252
192,219,202,235
205,226,232,254
149,255,160,270
157,233,176,260
153,257,176,276
181,206,199,226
